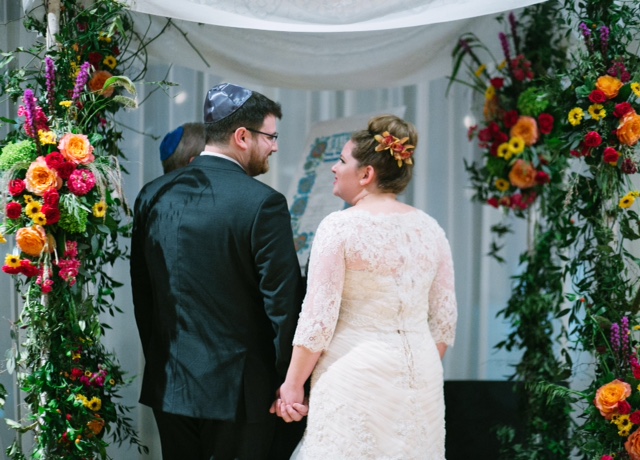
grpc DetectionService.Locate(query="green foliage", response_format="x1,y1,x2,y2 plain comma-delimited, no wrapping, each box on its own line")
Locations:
0,0,165,458
451,0,640,458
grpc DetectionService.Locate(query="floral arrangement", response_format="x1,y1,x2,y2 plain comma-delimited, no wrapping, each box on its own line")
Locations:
374,131,414,167
451,12,562,217
0,0,162,457
587,317,640,460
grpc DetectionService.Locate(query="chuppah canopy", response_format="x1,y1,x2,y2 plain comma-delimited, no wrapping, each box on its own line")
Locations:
120,0,547,90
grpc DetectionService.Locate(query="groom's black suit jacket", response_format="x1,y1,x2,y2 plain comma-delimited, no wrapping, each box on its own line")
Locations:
130,155,303,423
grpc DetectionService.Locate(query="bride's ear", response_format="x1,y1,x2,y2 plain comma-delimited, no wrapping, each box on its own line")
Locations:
360,165,376,186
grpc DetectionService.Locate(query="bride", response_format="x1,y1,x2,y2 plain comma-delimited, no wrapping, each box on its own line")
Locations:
275,114,458,459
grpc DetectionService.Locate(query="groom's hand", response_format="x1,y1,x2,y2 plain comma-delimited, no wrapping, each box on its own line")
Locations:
279,399,309,423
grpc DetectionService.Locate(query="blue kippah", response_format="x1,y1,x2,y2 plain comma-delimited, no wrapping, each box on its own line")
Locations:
159,126,184,161
204,83,253,124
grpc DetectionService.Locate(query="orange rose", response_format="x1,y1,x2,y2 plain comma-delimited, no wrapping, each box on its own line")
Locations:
510,116,539,146
25,156,62,196
596,75,624,99
594,379,632,420
58,133,95,165
16,225,49,257
508,159,537,189
626,428,640,460
88,70,114,98
618,111,640,146
87,417,105,435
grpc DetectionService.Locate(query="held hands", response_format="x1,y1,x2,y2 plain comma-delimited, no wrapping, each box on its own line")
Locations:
270,383,309,423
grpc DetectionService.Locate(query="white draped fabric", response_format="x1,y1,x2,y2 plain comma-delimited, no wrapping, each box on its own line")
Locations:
125,0,545,90
0,0,542,458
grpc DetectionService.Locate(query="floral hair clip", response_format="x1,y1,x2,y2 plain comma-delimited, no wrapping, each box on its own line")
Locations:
374,131,415,167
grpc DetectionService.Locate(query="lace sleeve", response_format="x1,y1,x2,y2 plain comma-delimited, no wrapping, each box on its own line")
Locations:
428,228,458,346
293,214,345,353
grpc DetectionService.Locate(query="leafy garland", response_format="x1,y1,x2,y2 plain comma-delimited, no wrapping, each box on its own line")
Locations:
451,0,640,458
0,0,162,458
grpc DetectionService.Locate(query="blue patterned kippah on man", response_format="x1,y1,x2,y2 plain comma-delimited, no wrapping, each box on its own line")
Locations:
159,126,184,161
203,83,253,123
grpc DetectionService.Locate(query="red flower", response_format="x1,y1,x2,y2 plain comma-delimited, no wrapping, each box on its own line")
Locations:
490,77,504,89
538,113,554,135
630,411,640,424
56,162,77,180
487,197,499,208
8,179,26,196
619,400,632,415
45,151,66,170
614,102,634,119
535,171,551,184
622,158,638,174
42,205,61,225
589,89,607,104
570,150,582,158
6,202,22,219
43,188,60,206
584,131,603,148
2,265,20,275
88,52,103,68
603,147,620,165
478,128,493,143
503,110,519,129
19,260,40,278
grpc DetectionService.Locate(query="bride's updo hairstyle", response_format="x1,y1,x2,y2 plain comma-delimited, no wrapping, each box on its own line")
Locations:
351,114,418,194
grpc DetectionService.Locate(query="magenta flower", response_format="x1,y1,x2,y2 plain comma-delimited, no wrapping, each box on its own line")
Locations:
67,169,96,196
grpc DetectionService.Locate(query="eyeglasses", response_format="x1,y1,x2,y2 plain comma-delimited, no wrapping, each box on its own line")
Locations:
246,127,279,143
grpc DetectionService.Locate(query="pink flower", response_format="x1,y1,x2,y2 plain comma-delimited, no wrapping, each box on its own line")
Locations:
67,169,96,196
64,241,79,259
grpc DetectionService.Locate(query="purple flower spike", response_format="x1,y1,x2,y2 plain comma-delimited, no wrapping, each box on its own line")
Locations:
45,56,56,110
72,61,91,101
499,32,511,63
600,26,610,57
611,322,620,354
621,316,630,357
23,89,37,139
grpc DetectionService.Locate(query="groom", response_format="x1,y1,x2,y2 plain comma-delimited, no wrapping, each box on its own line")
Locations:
131,83,305,460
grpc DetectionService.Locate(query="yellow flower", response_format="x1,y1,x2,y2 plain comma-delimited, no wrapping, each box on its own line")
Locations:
59,100,72,108
588,104,606,121
25,200,42,217
103,55,117,69
485,85,496,101
93,201,107,218
632,82,640,98
31,212,47,226
0,233,6,244
508,136,525,155
23,194,34,203
634,325,640,331
84,370,92,377
495,179,510,192
497,142,510,158
87,397,102,412
615,414,632,428
4,254,21,268
474,64,487,78
38,130,57,145
75,394,88,404
632,191,640,197
620,194,636,209
98,31,112,43
568,108,584,126
498,60,507,70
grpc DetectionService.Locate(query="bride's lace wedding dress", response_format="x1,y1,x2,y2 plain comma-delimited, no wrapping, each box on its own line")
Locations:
291,208,457,460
